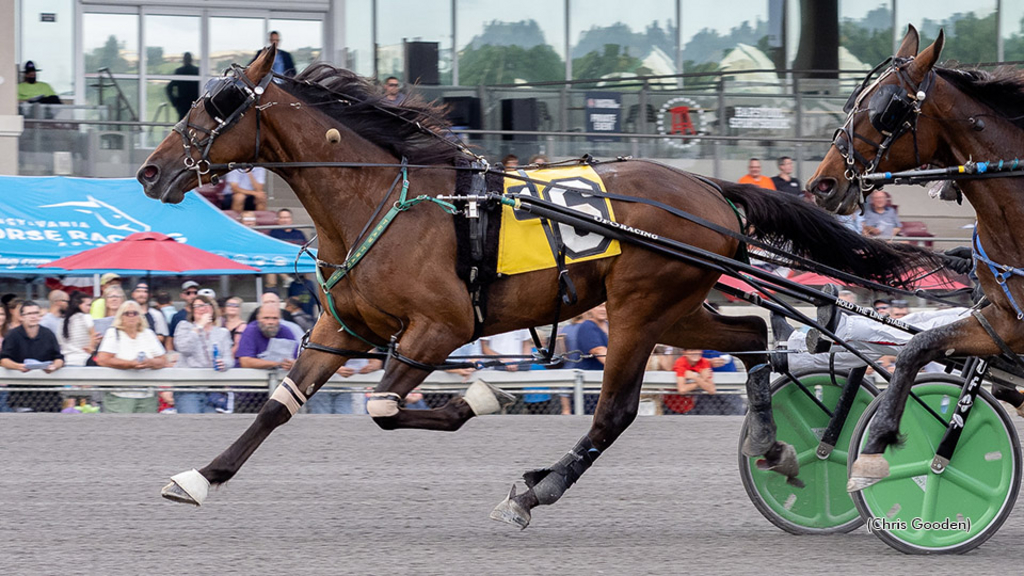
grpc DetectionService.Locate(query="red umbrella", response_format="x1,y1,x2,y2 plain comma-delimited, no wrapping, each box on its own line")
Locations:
715,273,775,301
39,232,260,274
902,268,968,290
788,271,845,287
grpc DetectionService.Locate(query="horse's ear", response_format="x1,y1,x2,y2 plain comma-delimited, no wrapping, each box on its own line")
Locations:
895,24,919,59
247,44,277,82
914,28,944,73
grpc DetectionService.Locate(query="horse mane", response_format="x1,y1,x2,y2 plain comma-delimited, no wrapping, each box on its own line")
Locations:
935,65,1024,131
283,64,462,165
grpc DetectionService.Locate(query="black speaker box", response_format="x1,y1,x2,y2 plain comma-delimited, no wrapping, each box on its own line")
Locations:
404,41,439,85
501,98,539,140
442,96,481,130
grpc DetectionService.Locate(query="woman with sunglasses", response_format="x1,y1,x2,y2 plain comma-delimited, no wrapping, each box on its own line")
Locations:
95,300,169,413
218,296,246,355
174,295,235,413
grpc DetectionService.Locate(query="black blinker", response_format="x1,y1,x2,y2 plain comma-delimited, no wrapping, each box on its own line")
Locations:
868,84,911,134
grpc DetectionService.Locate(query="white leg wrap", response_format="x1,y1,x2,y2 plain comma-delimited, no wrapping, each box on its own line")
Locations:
464,381,501,416
270,377,306,416
367,393,401,417
168,469,210,506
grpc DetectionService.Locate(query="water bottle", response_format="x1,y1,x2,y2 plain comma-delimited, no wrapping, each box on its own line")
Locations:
940,395,950,414
814,385,823,402
212,344,222,371
136,351,146,365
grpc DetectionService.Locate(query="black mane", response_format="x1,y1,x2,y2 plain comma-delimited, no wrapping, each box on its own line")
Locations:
283,64,463,165
936,65,1024,131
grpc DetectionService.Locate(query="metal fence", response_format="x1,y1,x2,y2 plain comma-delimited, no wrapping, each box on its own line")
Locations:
0,367,749,416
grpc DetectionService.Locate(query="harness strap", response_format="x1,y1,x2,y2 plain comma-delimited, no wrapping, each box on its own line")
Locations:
973,228,1024,319
314,161,459,351
971,310,1024,373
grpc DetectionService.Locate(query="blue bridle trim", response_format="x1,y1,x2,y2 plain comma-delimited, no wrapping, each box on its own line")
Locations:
973,228,1024,320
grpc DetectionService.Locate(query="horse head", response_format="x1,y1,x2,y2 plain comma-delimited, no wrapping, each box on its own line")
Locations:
137,45,278,204
807,25,945,215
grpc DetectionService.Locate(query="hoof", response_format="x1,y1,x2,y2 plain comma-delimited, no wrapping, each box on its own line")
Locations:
464,381,516,416
161,469,210,506
847,453,889,492
489,485,531,530
756,443,803,487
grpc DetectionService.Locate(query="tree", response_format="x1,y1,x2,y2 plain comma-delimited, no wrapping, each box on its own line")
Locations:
572,44,644,81
920,12,997,64
458,44,564,85
85,35,130,74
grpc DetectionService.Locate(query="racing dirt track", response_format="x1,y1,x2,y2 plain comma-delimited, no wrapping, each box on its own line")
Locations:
3,415,1024,575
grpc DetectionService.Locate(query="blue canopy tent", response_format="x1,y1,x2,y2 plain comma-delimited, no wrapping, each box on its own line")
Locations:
0,176,316,276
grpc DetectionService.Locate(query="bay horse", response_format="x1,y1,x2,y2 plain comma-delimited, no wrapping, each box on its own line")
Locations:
808,25,1024,490
138,46,940,527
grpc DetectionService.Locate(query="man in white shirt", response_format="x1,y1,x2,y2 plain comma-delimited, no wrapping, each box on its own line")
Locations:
226,167,267,212
40,289,68,335
482,329,533,372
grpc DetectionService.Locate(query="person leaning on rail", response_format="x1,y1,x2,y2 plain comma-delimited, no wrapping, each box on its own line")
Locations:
173,294,235,414
94,300,170,413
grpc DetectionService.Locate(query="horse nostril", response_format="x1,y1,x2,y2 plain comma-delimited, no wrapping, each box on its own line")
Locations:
816,179,834,193
141,165,159,182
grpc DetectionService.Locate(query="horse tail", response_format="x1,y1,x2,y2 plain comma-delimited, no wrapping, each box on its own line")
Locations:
712,179,946,289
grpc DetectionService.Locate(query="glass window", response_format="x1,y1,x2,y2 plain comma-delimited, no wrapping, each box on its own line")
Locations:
457,0,566,84
83,13,139,75
86,78,139,122
569,0,676,81
144,15,201,76
19,0,74,97
209,17,264,74
376,0,453,83
268,19,323,74
895,0,997,63
146,78,200,123
840,1,893,69
1001,1,1024,61
344,2,374,76
679,0,774,76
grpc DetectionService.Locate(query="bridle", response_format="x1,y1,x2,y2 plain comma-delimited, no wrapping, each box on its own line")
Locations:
173,64,276,189
831,56,936,196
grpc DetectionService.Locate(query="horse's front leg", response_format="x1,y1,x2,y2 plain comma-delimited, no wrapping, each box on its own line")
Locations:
847,311,1016,491
160,320,358,505
368,321,513,432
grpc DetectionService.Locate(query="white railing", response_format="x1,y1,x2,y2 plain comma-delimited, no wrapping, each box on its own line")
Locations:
0,367,750,415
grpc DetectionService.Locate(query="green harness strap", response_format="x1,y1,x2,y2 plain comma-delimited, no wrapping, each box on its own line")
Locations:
724,198,750,265
315,167,458,350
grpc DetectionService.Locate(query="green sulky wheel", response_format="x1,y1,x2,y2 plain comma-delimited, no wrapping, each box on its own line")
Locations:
739,370,879,534
848,376,1022,554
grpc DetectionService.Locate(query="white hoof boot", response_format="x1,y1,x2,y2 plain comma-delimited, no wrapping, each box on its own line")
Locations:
463,381,515,416
847,454,889,493
161,469,210,506
489,485,531,530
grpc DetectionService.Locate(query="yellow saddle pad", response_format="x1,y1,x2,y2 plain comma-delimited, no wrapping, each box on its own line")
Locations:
497,165,621,275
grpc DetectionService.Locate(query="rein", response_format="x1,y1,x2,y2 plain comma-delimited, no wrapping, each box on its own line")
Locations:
183,61,969,371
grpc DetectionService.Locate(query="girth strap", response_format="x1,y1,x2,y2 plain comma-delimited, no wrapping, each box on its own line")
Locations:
973,228,1024,320
971,310,1024,374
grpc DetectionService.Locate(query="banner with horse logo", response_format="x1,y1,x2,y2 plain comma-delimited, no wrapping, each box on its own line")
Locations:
498,166,620,275
0,176,315,275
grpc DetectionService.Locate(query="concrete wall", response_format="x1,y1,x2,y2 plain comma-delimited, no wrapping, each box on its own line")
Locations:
0,0,22,175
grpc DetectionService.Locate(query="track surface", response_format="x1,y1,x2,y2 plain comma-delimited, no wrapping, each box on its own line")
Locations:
3,415,1024,575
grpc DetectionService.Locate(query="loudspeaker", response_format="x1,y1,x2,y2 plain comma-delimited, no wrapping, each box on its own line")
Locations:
405,41,439,85
501,98,539,140
443,96,481,130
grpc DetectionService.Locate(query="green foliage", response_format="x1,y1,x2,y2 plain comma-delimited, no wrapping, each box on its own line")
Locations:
920,12,997,64
458,44,565,85
85,35,131,74
572,44,643,81
841,20,893,67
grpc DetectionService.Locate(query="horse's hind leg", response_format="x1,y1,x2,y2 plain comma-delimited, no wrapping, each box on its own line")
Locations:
656,308,797,479
490,297,669,529
160,320,357,505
